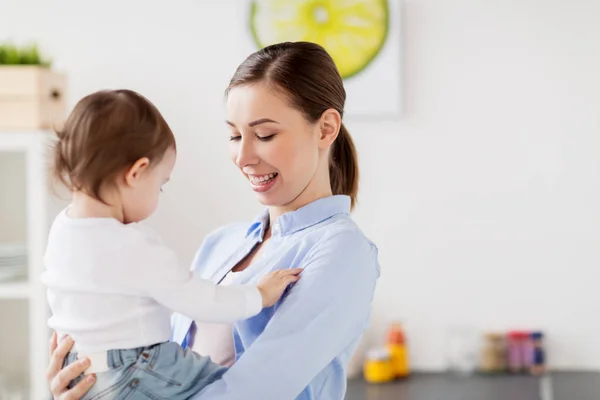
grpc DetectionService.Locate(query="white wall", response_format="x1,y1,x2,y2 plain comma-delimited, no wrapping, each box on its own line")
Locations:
1,0,599,370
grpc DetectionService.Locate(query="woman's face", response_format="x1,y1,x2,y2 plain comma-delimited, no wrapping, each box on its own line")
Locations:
226,83,329,211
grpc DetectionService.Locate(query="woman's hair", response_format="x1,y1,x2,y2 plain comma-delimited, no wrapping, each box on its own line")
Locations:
225,41,359,209
52,89,175,203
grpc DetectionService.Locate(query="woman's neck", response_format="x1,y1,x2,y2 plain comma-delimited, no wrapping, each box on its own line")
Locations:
268,158,334,223
262,224,272,242
268,188,333,224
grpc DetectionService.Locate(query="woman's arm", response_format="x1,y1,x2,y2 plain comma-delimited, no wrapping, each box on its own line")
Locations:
193,230,380,400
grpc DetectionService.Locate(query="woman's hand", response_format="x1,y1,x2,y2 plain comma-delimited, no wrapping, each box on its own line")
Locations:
46,331,96,400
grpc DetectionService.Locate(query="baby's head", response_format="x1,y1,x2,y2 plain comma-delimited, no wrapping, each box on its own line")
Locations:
53,89,176,223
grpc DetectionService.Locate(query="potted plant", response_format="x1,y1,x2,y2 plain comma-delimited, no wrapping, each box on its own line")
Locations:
0,42,67,130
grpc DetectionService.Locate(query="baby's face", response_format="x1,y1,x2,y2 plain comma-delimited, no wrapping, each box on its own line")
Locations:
121,147,176,223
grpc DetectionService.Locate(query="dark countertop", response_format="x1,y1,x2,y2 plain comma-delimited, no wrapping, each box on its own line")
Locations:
345,371,600,400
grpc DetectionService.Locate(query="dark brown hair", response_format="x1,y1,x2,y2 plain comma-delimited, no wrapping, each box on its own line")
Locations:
226,41,359,209
52,89,175,203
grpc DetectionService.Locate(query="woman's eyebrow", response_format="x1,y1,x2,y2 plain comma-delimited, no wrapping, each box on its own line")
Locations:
225,118,280,127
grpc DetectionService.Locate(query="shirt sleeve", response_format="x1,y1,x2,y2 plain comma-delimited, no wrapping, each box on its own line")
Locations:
192,230,380,400
121,229,263,323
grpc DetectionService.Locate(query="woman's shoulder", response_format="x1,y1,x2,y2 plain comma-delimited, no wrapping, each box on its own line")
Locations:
289,214,379,275
298,215,380,293
308,214,377,251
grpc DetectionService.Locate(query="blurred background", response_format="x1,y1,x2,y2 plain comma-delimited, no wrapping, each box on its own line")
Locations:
0,0,599,399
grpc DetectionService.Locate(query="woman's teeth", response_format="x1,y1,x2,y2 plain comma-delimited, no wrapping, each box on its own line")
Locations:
250,173,277,185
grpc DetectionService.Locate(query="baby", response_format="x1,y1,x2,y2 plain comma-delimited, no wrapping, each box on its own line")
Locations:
41,89,301,399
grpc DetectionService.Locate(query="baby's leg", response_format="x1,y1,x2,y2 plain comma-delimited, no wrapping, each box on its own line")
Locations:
62,352,137,400
126,341,227,399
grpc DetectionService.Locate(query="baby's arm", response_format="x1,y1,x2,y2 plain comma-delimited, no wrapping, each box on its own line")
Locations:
125,236,298,323
158,270,263,323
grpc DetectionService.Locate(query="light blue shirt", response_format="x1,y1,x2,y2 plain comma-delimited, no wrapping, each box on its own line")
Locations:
171,195,380,399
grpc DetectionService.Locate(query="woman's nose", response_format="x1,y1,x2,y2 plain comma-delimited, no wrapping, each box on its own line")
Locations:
235,137,260,168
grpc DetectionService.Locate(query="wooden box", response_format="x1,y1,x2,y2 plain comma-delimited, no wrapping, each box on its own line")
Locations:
0,66,67,130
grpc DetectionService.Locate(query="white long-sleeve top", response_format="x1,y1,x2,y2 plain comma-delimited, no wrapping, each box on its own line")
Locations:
41,208,262,353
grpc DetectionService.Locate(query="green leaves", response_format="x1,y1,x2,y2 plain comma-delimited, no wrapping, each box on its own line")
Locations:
0,43,51,66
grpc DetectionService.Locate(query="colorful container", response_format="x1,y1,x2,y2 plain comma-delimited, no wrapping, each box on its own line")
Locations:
480,332,507,373
507,331,529,373
363,348,395,383
387,322,410,377
530,331,546,375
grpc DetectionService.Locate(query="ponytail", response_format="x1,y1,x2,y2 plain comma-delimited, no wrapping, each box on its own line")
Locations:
329,123,359,209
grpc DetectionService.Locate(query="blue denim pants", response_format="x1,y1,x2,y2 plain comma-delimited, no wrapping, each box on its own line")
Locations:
63,341,227,400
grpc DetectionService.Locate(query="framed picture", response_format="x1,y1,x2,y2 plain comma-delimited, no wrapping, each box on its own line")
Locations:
241,0,402,118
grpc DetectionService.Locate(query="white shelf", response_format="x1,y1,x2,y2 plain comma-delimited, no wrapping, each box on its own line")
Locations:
0,130,55,400
0,281,31,299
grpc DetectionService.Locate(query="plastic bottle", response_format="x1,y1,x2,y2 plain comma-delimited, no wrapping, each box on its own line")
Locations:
507,331,528,373
386,322,410,378
529,331,546,376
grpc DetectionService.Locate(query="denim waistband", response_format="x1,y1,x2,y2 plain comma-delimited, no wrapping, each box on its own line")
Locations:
66,342,161,370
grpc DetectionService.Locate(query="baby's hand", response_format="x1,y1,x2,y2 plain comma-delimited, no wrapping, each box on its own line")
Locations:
257,268,303,307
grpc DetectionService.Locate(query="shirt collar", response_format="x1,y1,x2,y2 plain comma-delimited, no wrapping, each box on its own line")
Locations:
246,195,351,239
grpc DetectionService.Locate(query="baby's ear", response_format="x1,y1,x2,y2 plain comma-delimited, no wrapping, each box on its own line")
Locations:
124,157,150,186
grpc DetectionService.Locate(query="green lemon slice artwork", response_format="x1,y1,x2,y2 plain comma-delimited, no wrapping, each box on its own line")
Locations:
250,0,389,79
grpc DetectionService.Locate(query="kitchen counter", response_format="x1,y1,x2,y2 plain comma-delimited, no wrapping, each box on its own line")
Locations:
346,371,600,400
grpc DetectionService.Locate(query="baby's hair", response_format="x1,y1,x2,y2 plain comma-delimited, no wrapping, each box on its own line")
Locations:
52,89,176,203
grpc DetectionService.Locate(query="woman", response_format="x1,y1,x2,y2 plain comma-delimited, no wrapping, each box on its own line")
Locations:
46,41,380,400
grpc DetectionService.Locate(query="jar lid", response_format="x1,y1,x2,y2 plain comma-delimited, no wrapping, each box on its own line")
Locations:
485,332,504,340
366,347,391,361
508,330,530,339
530,331,544,340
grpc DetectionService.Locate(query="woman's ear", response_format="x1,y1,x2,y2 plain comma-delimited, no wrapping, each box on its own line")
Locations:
124,157,150,187
318,109,342,149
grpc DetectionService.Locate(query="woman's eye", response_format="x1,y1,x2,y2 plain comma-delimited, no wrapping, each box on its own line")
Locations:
229,135,241,141
257,134,276,142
